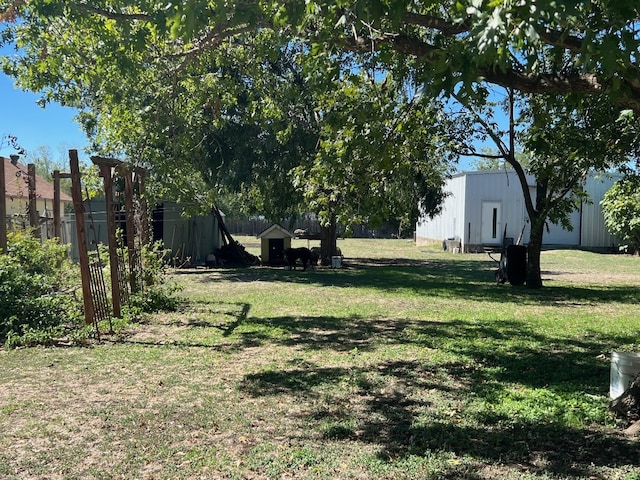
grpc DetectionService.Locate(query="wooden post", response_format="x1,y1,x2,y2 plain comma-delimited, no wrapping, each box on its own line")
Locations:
123,168,138,293
53,171,71,242
98,163,121,318
53,169,61,240
136,169,150,246
0,157,6,253
27,163,39,238
69,150,95,325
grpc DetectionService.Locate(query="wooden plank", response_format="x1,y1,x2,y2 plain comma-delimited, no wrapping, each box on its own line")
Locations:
97,163,122,318
53,170,61,240
123,168,138,293
28,163,38,237
52,171,71,242
69,150,95,325
91,156,122,168
137,171,150,246
0,158,6,252
624,419,640,437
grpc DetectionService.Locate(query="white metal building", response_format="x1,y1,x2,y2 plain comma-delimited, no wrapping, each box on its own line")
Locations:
415,169,619,252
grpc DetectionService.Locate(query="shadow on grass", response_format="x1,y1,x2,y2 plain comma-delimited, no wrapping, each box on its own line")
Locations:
240,314,634,382
118,301,251,349
238,314,629,395
182,258,640,306
165,301,251,335
238,315,639,477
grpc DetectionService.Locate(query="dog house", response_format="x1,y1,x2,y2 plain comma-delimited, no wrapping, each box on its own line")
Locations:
257,224,293,264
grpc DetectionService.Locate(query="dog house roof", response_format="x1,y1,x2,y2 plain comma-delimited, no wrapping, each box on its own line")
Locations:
256,223,293,239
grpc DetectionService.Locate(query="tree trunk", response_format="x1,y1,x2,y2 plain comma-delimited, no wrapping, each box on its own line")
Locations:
526,214,544,289
610,372,640,424
320,214,337,266
524,180,549,289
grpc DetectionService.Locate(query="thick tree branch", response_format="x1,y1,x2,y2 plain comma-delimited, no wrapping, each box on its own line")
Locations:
168,23,260,71
455,149,504,159
403,11,584,52
386,33,605,95
538,29,583,52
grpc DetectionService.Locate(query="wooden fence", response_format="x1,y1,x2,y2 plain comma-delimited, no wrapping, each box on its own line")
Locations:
224,218,402,239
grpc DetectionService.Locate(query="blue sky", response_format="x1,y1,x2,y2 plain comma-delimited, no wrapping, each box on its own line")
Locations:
0,72,89,162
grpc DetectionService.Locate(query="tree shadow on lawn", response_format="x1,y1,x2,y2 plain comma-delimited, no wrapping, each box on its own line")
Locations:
239,316,639,477
186,259,640,306
242,314,635,393
240,358,639,477
118,300,252,349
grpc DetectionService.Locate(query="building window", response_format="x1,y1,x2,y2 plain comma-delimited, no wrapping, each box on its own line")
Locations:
492,208,498,239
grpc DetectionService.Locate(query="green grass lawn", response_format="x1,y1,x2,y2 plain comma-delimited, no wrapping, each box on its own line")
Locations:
1,238,639,479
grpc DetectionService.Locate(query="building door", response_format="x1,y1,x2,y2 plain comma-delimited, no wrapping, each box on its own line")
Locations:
269,238,285,262
481,202,502,244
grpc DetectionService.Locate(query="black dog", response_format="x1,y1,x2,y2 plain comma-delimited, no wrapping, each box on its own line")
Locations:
284,247,317,270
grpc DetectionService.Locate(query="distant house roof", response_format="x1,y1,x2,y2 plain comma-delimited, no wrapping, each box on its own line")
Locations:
256,223,293,239
3,157,73,202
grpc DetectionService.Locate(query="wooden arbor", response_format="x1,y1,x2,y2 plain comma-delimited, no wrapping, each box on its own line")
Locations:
69,150,149,329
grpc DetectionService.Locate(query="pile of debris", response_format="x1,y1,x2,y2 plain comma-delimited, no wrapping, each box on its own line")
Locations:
212,205,260,266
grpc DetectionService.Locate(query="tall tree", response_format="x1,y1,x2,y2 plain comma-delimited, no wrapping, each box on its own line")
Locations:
516,95,638,286
1,5,452,250
3,1,640,283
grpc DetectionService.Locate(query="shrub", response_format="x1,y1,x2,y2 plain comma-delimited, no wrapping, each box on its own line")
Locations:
0,231,83,346
601,176,640,254
124,241,182,317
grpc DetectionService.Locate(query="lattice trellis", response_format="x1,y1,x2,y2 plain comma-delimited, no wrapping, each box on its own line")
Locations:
88,260,111,327
117,250,130,305
69,150,148,334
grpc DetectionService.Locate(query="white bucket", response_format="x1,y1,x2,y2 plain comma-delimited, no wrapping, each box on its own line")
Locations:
331,256,342,268
610,351,640,399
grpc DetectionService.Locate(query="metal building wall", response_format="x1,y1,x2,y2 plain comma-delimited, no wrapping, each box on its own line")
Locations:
416,170,618,251
159,202,222,265
462,170,532,250
66,200,224,264
580,174,619,249
542,208,581,245
415,174,467,246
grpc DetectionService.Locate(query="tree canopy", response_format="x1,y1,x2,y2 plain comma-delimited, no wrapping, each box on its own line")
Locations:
1,0,460,228
4,1,639,108
2,1,640,285
601,175,640,254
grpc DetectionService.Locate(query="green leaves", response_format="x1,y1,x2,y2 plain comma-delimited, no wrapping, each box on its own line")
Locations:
0,231,82,345
601,175,640,254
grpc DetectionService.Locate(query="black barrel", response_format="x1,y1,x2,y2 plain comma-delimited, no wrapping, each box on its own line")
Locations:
506,245,527,286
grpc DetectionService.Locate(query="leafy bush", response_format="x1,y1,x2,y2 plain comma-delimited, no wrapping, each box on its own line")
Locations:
601,175,640,254
125,241,182,317
0,231,83,347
